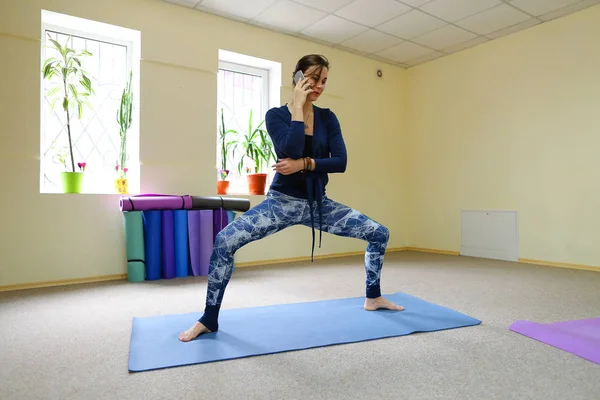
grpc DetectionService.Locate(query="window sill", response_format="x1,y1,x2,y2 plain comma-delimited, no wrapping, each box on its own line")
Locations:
217,176,272,198
40,179,140,195
40,192,138,196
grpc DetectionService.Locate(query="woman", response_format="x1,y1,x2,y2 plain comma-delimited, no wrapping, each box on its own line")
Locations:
179,54,403,342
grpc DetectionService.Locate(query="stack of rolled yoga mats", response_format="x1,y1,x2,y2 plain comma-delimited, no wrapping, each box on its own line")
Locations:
120,194,251,282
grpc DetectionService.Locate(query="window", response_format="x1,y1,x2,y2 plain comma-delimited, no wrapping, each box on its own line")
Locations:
40,10,140,194
216,50,281,195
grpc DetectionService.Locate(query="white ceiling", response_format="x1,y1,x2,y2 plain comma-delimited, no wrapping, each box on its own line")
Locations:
162,0,600,67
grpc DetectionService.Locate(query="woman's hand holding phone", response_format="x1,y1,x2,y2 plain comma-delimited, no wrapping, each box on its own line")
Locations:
293,72,313,107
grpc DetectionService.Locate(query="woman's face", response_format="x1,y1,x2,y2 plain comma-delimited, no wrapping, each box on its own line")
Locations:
304,66,328,102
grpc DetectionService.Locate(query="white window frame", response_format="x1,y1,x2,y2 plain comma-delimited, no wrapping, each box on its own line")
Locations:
40,10,140,194
42,23,134,75
218,61,270,118
216,50,281,195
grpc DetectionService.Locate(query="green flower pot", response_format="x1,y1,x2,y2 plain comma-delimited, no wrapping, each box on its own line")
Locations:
61,172,84,193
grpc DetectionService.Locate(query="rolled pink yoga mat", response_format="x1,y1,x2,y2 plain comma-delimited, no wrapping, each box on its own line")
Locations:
120,194,192,212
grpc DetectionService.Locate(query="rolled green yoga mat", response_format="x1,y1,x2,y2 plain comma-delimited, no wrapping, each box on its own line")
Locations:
123,211,146,282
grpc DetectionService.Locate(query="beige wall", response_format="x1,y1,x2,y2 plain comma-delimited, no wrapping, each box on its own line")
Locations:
406,4,600,268
0,0,408,286
2,0,598,288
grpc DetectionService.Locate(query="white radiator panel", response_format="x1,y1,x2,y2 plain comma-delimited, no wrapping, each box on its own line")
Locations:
460,210,518,262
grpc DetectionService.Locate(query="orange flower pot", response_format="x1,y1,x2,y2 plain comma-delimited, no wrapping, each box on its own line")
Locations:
247,173,267,195
216,180,229,195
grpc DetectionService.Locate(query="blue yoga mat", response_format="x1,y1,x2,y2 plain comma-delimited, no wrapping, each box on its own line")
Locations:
128,292,481,372
227,210,235,224
173,210,189,278
161,210,176,279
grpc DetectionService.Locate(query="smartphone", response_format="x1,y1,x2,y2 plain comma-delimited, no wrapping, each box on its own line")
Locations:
293,70,304,85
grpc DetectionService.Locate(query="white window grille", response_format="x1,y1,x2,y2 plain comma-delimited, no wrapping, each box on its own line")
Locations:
40,10,140,194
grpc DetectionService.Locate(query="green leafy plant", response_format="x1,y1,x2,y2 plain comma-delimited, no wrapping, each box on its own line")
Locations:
229,110,276,175
116,71,133,178
51,143,69,170
41,34,94,173
218,107,237,180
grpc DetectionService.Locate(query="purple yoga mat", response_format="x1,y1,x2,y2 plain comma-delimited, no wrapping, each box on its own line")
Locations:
509,318,600,365
120,195,192,211
187,210,213,276
213,208,228,239
161,210,176,279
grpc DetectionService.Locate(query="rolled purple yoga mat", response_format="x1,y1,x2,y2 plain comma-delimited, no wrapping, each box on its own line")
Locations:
187,211,200,276
213,208,229,239
161,210,176,279
198,210,214,276
120,195,192,212
188,210,213,276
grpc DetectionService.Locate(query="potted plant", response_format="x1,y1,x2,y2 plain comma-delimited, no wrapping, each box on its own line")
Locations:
115,71,133,194
217,108,236,195
52,144,87,182
230,110,276,195
42,34,94,193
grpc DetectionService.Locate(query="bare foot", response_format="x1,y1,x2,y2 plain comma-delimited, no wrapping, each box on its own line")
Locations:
364,296,404,311
178,321,211,342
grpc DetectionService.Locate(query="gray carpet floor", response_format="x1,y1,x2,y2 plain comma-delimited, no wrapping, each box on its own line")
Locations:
1,251,599,400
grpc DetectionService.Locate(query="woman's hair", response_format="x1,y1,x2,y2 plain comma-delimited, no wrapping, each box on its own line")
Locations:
292,54,329,86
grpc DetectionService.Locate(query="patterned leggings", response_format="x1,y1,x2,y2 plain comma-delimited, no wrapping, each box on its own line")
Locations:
198,189,390,332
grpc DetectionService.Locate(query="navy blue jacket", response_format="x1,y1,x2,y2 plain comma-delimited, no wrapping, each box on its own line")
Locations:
265,104,348,259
